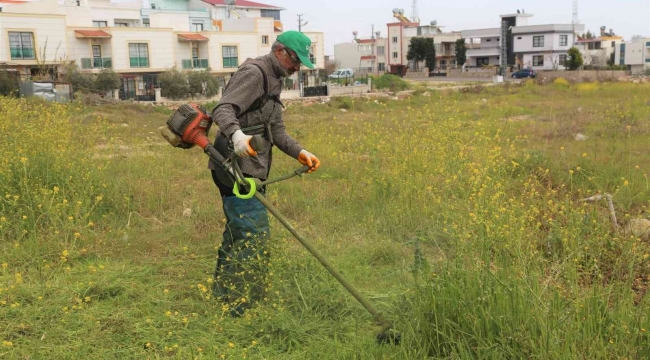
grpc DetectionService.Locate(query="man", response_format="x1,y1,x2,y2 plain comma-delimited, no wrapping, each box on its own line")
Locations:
209,31,321,314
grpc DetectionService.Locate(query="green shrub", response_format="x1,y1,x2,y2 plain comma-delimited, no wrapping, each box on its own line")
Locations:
159,68,189,100
371,74,411,92
0,70,20,96
94,69,121,92
188,70,220,97
63,64,95,94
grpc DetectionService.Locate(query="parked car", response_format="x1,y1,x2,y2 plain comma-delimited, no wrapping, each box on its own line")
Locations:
512,69,536,79
329,69,354,79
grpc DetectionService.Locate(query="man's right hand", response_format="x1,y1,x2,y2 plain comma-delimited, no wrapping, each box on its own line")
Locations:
232,130,258,157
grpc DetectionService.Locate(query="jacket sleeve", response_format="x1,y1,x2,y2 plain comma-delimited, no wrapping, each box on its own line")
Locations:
271,112,303,159
212,65,265,139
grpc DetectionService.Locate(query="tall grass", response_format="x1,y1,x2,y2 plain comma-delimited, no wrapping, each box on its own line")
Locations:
1,82,649,358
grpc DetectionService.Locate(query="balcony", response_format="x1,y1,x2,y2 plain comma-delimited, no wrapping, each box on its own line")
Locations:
182,58,209,69
467,47,501,57
81,57,112,69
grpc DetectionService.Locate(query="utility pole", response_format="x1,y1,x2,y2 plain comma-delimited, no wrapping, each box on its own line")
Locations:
297,14,308,96
371,24,375,74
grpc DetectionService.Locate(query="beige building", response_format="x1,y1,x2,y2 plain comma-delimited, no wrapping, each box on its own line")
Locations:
0,0,325,100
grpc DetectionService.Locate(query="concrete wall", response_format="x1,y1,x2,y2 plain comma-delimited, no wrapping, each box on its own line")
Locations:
150,12,190,32
537,70,628,82
334,42,369,70
328,84,370,96
109,27,175,72
0,13,68,64
388,25,403,66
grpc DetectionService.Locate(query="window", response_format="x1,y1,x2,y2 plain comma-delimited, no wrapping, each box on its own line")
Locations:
533,36,544,47
486,39,491,42
377,46,385,55
378,63,385,71
223,46,238,68
262,35,269,45
129,43,149,68
392,52,398,59
517,36,522,40
392,37,398,43
76,0,80,5
143,19,150,27
115,22,128,27
191,42,199,59
92,45,101,58
560,35,568,46
476,57,490,66
191,23,203,32
151,3,156,9
9,32,35,60
611,41,616,48
309,46,315,65
532,55,544,66
93,21,107,27
559,54,567,65
260,9,281,21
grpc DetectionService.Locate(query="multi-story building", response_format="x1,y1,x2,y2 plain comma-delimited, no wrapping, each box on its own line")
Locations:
462,12,584,70
0,0,324,100
333,9,460,76
575,27,623,67
614,37,650,74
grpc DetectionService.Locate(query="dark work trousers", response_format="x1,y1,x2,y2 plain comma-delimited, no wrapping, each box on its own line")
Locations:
211,170,270,307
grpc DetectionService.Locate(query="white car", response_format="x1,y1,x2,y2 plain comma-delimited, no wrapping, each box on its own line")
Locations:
329,69,354,79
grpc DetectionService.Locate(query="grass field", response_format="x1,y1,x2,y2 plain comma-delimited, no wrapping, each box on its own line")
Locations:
2,80,650,359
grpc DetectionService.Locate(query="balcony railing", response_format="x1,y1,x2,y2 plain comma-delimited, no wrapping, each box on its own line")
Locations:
182,58,209,69
81,57,112,69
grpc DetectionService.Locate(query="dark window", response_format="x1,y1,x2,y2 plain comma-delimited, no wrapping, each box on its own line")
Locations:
262,35,269,45
378,63,385,71
560,35,568,46
260,9,281,20
533,36,544,47
93,21,107,27
9,32,35,60
486,39,491,42
143,19,150,27
559,54,567,65
517,37,522,40
392,52,398,58
377,46,385,55
115,22,128,27
476,57,490,66
392,37,398,43
533,55,544,66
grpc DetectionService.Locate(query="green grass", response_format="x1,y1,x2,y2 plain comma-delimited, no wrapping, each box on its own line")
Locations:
2,81,650,358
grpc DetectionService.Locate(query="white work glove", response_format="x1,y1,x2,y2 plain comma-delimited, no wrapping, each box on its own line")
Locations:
231,130,257,157
298,149,321,173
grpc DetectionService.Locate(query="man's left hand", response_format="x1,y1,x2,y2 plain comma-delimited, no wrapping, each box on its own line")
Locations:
298,150,321,173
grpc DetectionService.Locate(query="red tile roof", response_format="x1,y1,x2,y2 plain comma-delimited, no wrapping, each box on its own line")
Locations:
201,0,281,9
177,33,209,41
356,39,375,44
360,55,376,60
74,30,112,38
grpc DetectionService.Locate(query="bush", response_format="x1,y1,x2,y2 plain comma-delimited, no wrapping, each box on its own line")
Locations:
94,69,121,92
63,64,95,94
0,70,20,96
371,74,411,92
187,70,220,97
159,68,189,100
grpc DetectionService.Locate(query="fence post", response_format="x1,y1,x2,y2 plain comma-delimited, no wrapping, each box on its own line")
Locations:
368,77,372,92
326,81,332,97
155,88,162,102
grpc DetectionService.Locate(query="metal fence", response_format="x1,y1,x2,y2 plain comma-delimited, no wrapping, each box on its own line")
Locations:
19,81,72,103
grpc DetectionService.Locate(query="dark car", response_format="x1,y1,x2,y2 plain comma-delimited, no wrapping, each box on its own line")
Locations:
512,69,536,79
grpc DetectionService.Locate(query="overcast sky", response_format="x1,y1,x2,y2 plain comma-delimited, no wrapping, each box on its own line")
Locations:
272,0,650,55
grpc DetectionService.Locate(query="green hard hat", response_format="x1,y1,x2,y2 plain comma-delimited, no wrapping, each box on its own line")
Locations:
277,31,314,69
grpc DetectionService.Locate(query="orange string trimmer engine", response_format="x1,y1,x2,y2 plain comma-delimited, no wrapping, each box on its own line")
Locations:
160,103,212,150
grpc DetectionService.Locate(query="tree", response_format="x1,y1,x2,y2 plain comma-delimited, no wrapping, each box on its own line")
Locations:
94,68,121,92
188,70,220,97
159,68,189,100
424,38,436,72
406,38,427,71
566,47,584,70
455,38,467,67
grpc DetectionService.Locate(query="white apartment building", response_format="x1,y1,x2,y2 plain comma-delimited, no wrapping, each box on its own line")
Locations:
333,9,460,76
0,0,325,100
462,13,584,70
513,24,582,70
614,37,650,74
575,28,623,68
